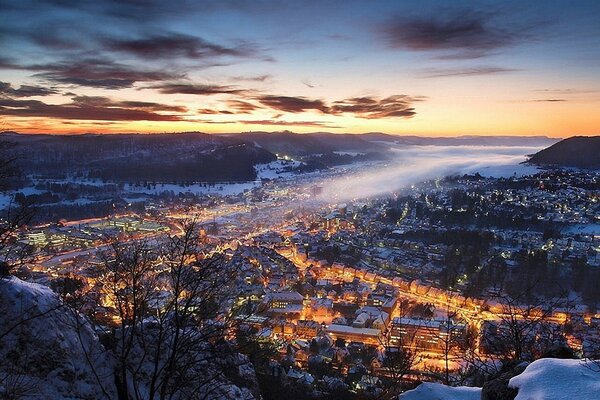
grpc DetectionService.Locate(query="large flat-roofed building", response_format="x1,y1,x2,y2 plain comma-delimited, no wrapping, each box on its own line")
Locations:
390,317,465,352
326,324,381,345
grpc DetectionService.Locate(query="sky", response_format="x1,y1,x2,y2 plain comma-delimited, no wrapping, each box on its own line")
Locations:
0,0,599,137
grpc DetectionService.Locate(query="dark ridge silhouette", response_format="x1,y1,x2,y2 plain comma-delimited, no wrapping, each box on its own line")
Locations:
528,136,600,169
0,131,276,182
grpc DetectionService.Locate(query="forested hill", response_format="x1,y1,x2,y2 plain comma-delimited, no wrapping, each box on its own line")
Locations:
0,131,276,182
528,136,600,169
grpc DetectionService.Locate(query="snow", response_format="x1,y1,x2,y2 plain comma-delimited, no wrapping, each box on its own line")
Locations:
565,224,600,236
0,276,117,399
125,181,260,196
470,162,541,178
509,358,600,400
333,151,366,156
255,160,303,179
0,193,13,208
399,382,481,400
400,358,600,400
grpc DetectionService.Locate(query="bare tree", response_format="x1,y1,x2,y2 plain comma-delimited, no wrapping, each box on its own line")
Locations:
79,220,255,400
0,142,39,399
0,141,33,277
428,292,469,385
376,319,421,399
483,288,569,363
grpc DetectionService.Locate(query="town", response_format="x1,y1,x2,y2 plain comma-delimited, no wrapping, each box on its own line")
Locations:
9,165,600,397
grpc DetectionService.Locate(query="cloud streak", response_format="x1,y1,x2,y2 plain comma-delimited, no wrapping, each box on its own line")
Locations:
239,119,340,128
381,10,531,59
28,59,183,89
148,83,247,95
254,94,422,119
420,66,518,78
0,95,186,121
256,95,330,113
104,33,260,60
0,81,59,97
330,95,419,118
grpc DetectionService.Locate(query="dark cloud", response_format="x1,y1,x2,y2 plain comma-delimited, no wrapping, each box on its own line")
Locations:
0,96,185,121
71,95,188,112
231,74,272,82
104,33,258,60
381,10,528,58
225,100,262,113
197,108,222,115
531,99,567,102
2,0,199,25
253,94,421,119
331,95,418,119
420,66,518,78
0,81,59,97
25,59,184,89
194,119,237,124
197,100,261,115
0,57,20,69
301,79,316,88
239,119,340,128
148,83,247,95
256,95,330,113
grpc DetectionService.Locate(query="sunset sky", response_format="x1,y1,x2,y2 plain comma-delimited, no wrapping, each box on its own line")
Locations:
1,0,599,137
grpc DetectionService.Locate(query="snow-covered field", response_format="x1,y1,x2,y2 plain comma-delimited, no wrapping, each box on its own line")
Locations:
255,159,304,179
124,181,260,196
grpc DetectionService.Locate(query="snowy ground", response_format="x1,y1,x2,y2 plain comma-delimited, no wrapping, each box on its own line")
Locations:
401,358,600,400
124,181,260,196
255,159,304,180
400,382,481,400
509,358,600,400
564,224,600,236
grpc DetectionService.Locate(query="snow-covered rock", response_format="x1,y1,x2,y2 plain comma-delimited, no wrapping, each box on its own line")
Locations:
509,358,600,400
0,276,117,399
401,358,600,400
399,382,481,400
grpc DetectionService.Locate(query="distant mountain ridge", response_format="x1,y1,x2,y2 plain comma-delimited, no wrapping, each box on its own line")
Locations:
218,131,558,155
527,136,600,169
0,131,562,183
0,131,277,182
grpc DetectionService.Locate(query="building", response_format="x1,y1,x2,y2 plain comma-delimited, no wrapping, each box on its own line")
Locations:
326,324,381,345
265,291,304,316
296,320,322,337
390,317,466,352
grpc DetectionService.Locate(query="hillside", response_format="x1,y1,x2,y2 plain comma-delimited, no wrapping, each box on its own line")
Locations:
528,136,600,168
0,276,261,399
0,131,277,182
222,131,558,155
0,276,117,399
362,133,558,147
0,130,563,184
220,131,386,156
